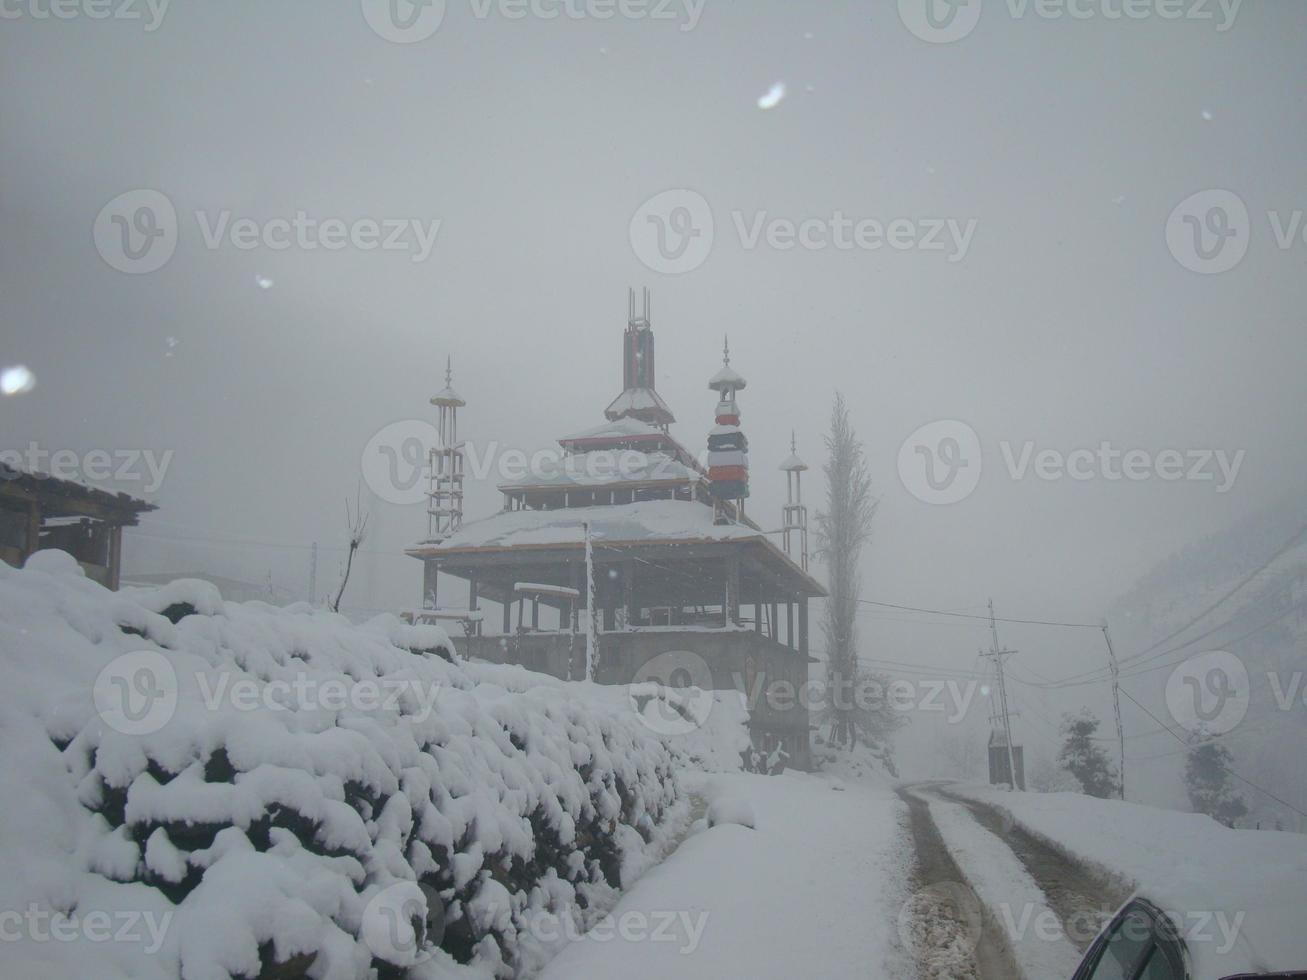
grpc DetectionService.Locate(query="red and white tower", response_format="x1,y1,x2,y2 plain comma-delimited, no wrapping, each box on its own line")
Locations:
706,336,749,522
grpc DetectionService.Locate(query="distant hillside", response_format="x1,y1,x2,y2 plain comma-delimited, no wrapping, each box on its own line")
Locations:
1107,494,1307,827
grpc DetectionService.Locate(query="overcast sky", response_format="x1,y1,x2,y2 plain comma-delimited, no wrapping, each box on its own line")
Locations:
4,0,1305,777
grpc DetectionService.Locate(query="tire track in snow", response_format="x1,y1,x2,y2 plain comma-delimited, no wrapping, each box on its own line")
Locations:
913,785,1083,979
896,785,1019,980
938,788,1131,953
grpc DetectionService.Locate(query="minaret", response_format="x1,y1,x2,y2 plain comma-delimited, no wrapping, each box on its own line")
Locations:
604,288,676,431
780,431,809,572
427,356,465,544
706,336,749,522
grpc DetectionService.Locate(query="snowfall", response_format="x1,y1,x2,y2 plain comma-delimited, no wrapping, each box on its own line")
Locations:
2,553,1306,979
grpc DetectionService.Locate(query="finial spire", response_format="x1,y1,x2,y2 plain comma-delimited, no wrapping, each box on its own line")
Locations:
445,355,452,387
791,429,797,454
723,334,730,366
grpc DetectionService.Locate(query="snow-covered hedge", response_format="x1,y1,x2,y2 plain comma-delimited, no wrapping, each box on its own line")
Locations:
0,552,684,979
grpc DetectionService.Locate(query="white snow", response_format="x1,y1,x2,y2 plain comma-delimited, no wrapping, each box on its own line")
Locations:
0,554,687,979
418,498,761,552
948,784,1307,977
536,769,912,979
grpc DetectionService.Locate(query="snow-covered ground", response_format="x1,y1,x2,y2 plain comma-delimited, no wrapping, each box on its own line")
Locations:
537,768,914,980
949,784,1307,977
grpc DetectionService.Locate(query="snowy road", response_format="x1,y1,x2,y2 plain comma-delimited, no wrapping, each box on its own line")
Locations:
536,769,914,979
898,783,1126,980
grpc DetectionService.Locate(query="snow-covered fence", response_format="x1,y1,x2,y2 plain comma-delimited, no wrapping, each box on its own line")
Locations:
1,552,683,979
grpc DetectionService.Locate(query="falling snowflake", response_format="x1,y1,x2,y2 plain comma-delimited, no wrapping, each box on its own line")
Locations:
256,275,274,289
757,81,786,110
0,364,35,396
1201,109,1213,121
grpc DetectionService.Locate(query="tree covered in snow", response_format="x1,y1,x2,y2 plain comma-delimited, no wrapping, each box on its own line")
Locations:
814,393,892,756
1057,709,1120,799
1184,732,1248,827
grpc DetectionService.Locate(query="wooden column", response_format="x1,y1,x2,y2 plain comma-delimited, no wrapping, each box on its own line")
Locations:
109,530,122,590
468,576,479,635
24,500,40,564
622,559,635,628
770,602,779,641
502,596,512,634
725,554,740,625
423,561,439,609
532,597,539,630
786,601,795,649
798,597,809,658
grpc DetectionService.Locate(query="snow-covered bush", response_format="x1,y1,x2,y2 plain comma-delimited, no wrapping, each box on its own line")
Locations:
0,553,683,979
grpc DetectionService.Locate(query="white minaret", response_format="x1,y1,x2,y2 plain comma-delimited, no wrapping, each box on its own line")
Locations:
779,431,809,572
427,356,466,544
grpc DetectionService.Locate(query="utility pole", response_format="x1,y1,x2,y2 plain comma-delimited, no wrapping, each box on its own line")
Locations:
980,599,1021,791
1102,620,1126,800
309,541,318,606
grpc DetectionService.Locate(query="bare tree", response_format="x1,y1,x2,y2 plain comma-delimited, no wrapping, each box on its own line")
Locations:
814,392,878,750
330,485,369,614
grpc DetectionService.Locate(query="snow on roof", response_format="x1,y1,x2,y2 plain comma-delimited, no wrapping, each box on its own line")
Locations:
779,452,808,472
514,581,581,599
559,417,664,443
419,498,760,551
603,387,673,420
498,450,697,490
708,364,747,391
430,384,465,407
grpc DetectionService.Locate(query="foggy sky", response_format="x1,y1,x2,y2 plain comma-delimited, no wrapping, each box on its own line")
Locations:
3,0,1306,786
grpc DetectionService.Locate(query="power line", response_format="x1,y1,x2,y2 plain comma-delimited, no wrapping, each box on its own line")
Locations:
856,598,1100,630
1116,686,1306,820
